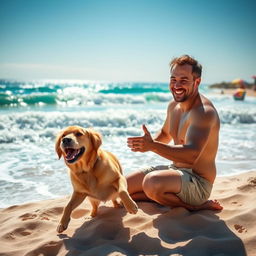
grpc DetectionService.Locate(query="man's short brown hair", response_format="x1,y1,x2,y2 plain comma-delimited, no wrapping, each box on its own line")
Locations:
170,55,202,78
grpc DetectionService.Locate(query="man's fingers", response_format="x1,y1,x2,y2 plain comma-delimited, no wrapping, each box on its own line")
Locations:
142,124,150,135
127,137,143,141
127,138,143,143
127,141,143,148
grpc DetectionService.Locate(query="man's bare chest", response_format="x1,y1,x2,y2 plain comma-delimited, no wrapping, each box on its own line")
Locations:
169,112,190,144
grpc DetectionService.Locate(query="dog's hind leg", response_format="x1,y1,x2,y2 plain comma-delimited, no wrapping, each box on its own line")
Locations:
88,197,100,217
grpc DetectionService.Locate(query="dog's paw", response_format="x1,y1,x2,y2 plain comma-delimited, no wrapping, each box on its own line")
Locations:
57,223,67,233
112,200,123,208
126,200,138,214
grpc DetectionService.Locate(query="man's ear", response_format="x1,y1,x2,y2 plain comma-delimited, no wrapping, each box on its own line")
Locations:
55,132,63,159
195,77,201,88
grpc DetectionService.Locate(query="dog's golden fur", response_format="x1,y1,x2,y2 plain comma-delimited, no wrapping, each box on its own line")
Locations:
55,126,138,233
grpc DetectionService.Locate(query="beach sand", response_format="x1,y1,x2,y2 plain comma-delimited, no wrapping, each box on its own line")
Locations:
216,88,256,97
0,171,255,256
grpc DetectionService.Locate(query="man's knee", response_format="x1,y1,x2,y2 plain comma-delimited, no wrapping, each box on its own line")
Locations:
142,172,162,199
126,171,145,195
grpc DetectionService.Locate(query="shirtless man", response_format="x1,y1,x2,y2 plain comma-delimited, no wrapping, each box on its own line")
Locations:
127,55,222,211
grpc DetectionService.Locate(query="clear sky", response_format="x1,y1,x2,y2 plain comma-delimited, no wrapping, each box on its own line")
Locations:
0,0,255,84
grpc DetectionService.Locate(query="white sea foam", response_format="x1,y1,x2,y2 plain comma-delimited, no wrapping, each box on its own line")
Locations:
1,80,256,207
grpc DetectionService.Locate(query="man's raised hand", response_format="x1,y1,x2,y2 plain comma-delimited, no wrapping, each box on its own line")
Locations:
127,124,153,152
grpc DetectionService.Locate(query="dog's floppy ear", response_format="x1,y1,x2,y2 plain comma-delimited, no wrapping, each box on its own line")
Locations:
88,129,102,150
55,131,64,159
86,128,102,169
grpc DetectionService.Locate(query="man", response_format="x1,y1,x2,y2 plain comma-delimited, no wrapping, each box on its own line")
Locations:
127,55,222,211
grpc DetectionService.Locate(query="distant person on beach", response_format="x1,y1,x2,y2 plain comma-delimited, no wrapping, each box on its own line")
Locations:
126,55,223,211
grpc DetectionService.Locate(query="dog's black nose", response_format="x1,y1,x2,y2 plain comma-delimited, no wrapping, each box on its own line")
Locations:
62,137,72,146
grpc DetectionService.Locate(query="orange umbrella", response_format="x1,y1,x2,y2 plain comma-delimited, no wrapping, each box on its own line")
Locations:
231,78,245,89
231,78,244,84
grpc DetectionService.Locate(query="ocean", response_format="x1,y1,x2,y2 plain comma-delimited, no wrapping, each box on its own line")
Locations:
0,79,256,208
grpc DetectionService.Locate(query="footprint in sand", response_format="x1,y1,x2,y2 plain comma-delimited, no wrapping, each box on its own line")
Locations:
19,211,52,221
248,177,256,186
19,213,37,221
234,224,247,233
4,228,32,240
20,230,32,236
40,216,50,221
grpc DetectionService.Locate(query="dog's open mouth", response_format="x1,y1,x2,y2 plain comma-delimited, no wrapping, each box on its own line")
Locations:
64,147,85,164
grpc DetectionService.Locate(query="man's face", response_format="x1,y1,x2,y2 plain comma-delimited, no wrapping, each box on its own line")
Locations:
169,64,200,102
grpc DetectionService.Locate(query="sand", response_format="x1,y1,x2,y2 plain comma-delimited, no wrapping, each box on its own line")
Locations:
216,88,256,97
0,171,256,256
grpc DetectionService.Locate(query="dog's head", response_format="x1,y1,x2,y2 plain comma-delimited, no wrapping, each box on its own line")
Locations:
55,126,102,169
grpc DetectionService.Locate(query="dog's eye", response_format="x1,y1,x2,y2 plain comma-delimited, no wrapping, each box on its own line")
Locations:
75,132,83,137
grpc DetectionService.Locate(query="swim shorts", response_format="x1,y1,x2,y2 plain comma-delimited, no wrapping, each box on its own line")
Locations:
141,165,213,206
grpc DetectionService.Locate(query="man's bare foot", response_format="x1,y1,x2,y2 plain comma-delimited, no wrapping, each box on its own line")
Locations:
191,200,223,211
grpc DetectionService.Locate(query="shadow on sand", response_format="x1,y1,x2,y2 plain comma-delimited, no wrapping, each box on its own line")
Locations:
58,202,246,256
152,206,246,256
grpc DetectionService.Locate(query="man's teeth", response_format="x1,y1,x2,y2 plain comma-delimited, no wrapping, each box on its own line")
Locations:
175,90,184,95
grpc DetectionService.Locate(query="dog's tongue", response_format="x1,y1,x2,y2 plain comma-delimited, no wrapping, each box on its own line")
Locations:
65,148,79,160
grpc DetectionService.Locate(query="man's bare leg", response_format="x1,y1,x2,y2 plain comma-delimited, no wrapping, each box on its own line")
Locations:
127,170,223,211
142,171,223,211
153,191,223,211
126,171,147,197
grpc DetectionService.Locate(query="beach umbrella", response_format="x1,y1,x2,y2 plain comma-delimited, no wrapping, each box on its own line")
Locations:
231,78,244,85
231,78,246,89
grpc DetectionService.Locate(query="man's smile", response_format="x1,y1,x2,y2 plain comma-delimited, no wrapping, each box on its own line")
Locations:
173,88,185,95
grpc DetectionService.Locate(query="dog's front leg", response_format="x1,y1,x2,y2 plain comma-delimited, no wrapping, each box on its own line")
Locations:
117,177,138,214
57,191,87,233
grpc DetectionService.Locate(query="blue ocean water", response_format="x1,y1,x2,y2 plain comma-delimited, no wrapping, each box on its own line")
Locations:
0,79,256,208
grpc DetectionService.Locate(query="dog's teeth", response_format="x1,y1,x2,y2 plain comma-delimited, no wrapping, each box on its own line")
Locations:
66,149,79,160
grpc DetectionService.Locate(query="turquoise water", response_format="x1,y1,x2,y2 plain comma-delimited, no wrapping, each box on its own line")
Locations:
0,79,256,207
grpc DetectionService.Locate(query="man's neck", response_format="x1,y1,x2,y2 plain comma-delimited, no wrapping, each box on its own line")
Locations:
179,92,200,112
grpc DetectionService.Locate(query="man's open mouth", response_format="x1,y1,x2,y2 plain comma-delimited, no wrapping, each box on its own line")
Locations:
64,147,85,164
173,88,185,95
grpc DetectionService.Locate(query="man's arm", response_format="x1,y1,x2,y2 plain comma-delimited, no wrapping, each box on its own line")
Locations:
153,102,173,143
127,106,218,165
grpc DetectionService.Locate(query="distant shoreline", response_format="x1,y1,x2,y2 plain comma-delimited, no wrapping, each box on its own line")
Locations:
211,88,256,97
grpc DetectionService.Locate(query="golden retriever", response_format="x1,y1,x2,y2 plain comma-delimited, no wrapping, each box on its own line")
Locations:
55,126,138,233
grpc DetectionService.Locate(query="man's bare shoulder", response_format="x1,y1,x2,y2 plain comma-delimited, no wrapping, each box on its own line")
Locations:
167,100,179,112
191,95,220,125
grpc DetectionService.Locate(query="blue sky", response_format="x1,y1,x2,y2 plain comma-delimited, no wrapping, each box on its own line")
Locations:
0,0,255,84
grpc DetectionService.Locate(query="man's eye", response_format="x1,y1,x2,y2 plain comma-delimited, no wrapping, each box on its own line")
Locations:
181,80,188,84
76,132,83,137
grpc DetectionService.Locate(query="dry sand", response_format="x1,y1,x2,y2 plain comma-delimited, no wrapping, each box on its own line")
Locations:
216,88,256,97
0,171,256,256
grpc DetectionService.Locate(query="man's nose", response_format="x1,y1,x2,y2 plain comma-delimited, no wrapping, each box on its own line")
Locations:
173,81,182,88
